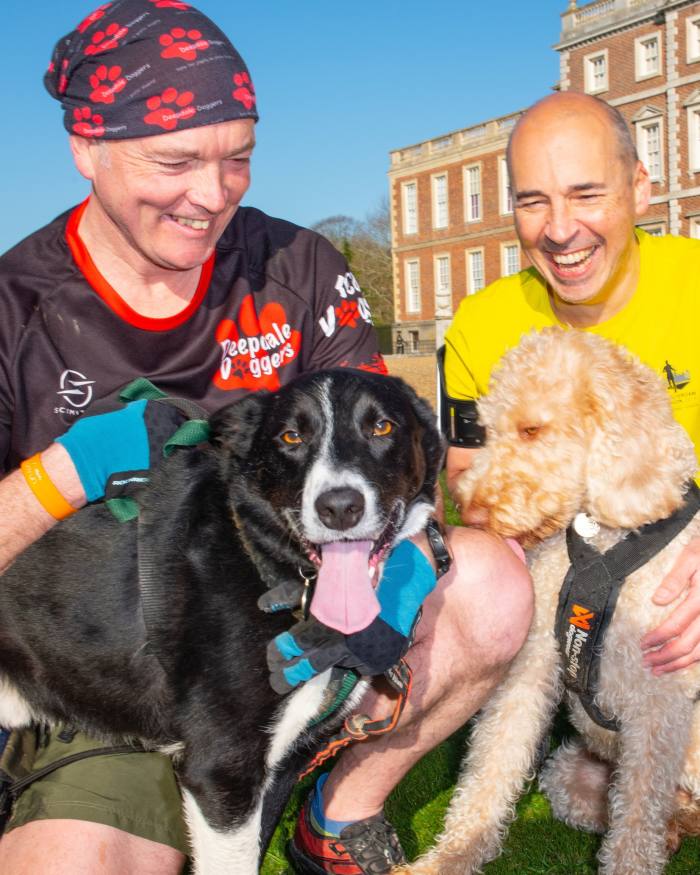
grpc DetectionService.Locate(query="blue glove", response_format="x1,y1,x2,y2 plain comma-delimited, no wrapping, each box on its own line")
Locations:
267,540,436,694
56,399,185,502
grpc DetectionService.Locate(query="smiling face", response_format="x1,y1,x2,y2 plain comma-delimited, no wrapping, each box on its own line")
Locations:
509,95,650,324
70,118,255,274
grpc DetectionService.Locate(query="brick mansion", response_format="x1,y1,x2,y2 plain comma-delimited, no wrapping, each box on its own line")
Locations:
389,0,700,351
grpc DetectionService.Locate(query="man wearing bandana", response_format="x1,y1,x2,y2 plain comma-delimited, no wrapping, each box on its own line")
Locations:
0,2,532,873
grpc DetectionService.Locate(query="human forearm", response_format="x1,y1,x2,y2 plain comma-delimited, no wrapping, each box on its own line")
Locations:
0,444,86,572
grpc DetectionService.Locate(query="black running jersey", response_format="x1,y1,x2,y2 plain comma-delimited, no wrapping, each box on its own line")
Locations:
0,201,385,471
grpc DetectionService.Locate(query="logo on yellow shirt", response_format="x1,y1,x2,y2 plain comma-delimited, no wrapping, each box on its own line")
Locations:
662,360,691,392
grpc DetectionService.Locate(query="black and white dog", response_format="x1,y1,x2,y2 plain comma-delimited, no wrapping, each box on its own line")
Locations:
0,368,443,874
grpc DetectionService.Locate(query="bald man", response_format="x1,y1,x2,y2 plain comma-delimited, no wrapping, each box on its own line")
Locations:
446,90,700,683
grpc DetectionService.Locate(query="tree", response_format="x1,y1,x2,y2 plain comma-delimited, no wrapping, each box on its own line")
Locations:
311,197,394,325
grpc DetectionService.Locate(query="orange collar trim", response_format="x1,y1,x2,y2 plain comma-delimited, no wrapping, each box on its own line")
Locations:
65,199,215,332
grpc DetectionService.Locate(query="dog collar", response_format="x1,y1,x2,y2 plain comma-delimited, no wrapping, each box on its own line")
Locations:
425,518,452,579
555,481,700,731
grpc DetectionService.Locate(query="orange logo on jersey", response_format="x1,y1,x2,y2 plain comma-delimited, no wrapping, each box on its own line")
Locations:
569,604,595,631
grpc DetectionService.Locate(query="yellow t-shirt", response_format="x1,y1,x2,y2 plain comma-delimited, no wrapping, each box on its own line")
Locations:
444,229,700,457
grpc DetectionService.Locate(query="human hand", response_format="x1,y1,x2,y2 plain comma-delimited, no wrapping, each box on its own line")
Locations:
266,613,413,695
266,538,437,694
641,537,700,674
55,398,186,502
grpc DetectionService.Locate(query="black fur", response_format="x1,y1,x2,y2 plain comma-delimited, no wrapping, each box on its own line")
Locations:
0,369,444,867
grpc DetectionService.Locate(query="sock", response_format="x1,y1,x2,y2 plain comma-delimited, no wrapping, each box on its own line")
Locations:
309,772,357,836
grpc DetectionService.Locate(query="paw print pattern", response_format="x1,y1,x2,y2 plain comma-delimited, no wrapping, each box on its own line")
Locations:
84,22,129,56
47,58,70,94
144,87,196,131
232,72,255,111
89,65,126,104
148,0,190,8
76,3,112,33
72,106,105,138
159,28,210,61
336,299,361,329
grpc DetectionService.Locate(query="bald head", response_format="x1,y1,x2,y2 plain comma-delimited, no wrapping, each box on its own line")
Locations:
507,92,638,181
503,90,651,324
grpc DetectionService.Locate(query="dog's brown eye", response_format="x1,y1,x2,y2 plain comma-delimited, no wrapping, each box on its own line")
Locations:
519,425,540,440
281,430,303,445
372,420,393,437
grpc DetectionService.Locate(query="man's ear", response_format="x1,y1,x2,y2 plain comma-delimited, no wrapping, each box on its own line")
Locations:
69,135,100,182
632,159,651,218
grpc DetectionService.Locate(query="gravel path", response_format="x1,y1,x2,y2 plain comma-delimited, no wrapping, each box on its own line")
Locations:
384,354,438,412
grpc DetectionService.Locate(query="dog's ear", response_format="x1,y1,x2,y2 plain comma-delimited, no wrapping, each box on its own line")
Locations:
583,338,697,528
399,379,446,500
208,393,270,461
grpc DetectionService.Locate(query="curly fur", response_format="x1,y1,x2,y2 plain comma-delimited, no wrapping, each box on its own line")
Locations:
397,328,700,875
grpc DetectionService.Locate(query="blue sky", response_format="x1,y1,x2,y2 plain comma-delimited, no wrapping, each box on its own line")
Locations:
2,1,567,253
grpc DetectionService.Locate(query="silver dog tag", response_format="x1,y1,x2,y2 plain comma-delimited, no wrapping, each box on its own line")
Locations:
573,512,600,539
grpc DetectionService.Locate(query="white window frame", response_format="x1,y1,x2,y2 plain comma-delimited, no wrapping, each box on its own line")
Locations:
466,247,485,296
434,254,451,297
434,254,452,319
636,117,664,182
635,32,662,81
637,221,665,237
401,180,418,235
686,14,700,64
500,242,520,277
498,155,512,216
404,258,421,313
463,163,482,223
432,172,449,230
690,217,700,239
688,103,700,172
584,49,609,94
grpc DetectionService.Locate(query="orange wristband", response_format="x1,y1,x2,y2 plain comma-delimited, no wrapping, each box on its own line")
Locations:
20,452,77,521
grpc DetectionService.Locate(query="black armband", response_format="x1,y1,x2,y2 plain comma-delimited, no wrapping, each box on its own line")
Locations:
437,345,486,448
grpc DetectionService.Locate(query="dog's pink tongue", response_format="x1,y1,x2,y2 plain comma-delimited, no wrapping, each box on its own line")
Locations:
310,540,380,634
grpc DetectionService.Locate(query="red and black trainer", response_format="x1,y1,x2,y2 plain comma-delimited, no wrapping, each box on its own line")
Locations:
288,792,407,875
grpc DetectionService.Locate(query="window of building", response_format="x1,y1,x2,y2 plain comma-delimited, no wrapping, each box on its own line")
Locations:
639,121,662,180
464,164,481,222
584,50,608,94
432,173,449,229
635,33,661,80
688,105,700,171
409,330,420,352
401,181,418,235
687,15,700,63
466,249,485,295
435,255,451,297
638,222,665,237
405,259,421,313
498,156,512,216
690,217,700,239
501,243,520,277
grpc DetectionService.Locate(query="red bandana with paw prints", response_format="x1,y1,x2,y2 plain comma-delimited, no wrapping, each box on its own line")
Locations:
45,0,258,140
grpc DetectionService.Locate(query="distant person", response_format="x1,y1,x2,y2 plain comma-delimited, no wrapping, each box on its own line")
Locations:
395,330,405,354
0,2,530,873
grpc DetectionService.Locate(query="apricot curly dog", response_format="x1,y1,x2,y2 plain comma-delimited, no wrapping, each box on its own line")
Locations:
397,328,700,875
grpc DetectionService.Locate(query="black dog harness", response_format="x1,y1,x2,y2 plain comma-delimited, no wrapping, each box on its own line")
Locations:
555,482,700,731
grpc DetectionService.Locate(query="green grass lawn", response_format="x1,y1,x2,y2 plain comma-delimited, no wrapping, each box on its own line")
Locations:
260,481,700,873
261,726,700,874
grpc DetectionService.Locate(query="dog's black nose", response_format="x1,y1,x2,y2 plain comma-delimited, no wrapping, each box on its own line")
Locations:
315,488,365,531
